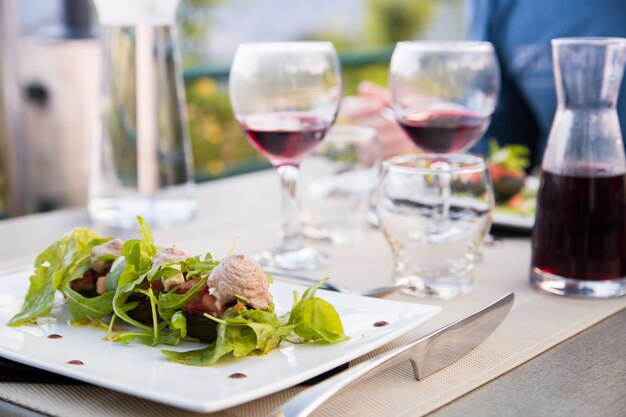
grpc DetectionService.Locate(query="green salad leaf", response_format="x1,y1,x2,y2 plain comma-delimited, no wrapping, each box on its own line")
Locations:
170,311,187,338
161,306,293,366
287,279,347,344
111,216,160,333
8,228,109,326
62,281,115,322
104,257,126,293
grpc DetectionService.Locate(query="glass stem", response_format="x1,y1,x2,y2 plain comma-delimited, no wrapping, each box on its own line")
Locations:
277,164,304,251
440,172,451,220
432,161,451,226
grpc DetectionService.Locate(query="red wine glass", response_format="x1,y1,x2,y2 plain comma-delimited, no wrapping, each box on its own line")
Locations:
229,42,342,270
387,41,499,238
389,41,499,154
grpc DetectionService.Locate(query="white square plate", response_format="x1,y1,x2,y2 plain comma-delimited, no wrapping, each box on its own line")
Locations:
0,267,440,413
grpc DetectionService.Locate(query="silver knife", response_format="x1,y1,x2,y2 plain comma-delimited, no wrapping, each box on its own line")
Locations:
271,292,514,417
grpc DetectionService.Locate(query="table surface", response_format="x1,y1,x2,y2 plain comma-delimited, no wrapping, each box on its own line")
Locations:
1,170,625,417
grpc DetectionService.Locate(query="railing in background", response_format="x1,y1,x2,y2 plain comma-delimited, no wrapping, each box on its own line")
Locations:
183,45,395,82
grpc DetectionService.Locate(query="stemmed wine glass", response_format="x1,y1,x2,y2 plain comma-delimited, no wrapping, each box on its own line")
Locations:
229,42,342,270
389,41,499,154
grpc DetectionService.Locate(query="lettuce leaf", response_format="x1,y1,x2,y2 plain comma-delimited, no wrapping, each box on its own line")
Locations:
161,306,292,366
8,228,108,326
287,279,347,344
112,217,158,331
170,311,187,338
104,257,126,293
61,281,115,322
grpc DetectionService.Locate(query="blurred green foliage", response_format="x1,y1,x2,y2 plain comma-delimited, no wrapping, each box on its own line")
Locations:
365,0,436,44
178,0,225,67
185,78,269,180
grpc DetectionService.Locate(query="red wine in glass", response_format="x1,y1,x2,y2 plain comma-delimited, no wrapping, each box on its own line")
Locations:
532,165,626,281
398,110,488,153
242,115,328,167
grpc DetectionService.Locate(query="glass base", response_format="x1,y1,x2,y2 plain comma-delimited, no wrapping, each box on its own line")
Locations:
394,274,474,300
302,224,366,245
88,197,197,228
254,243,330,271
530,267,626,298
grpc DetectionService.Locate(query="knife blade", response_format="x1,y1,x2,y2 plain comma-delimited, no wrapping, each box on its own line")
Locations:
271,292,514,417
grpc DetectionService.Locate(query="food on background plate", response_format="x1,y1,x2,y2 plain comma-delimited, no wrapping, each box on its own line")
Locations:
486,139,532,206
8,217,347,366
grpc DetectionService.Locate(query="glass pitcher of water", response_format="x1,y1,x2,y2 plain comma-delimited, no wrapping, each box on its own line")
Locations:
89,0,196,228
531,37,626,297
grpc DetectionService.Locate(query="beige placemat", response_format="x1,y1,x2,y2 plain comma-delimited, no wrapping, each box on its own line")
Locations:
2,236,626,417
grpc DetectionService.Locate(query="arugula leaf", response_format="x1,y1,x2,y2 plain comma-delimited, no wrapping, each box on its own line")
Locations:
137,216,157,271
112,325,181,346
161,307,292,366
61,281,115,322
157,279,204,311
162,341,221,366
288,279,347,344
162,317,232,366
104,257,126,293
8,228,108,326
183,255,218,280
170,311,187,338
112,264,151,331
112,217,158,332
121,219,156,274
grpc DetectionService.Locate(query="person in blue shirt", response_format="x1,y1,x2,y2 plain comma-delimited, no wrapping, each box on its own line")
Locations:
468,0,626,167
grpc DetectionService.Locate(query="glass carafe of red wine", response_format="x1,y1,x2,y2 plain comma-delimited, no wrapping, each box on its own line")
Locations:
531,37,626,298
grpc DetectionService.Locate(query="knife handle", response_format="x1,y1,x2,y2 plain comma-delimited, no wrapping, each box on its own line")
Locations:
271,292,514,417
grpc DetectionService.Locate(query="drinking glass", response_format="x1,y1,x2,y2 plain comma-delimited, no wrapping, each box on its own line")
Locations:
229,42,342,270
389,41,499,154
299,125,381,244
377,154,493,299
89,0,197,229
